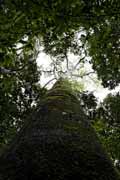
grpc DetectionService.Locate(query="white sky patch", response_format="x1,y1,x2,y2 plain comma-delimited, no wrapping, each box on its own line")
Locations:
37,52,55,88
37,52,120,102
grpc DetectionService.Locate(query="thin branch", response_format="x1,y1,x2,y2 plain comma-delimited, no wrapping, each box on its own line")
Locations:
41,70,53,74
74,56,85,69
43,78,57,89
0,67,16,75
64,52,69,70
71,71,95,78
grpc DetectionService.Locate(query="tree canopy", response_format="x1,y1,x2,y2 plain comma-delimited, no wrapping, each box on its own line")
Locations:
0,0,120,88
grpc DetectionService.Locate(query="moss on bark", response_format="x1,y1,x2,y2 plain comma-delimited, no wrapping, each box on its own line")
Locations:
0,79,119,180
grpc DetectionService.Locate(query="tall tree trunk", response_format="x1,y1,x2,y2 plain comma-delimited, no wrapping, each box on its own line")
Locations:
0,79,119,180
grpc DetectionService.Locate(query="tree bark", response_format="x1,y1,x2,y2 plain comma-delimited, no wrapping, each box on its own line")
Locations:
0,79,119,180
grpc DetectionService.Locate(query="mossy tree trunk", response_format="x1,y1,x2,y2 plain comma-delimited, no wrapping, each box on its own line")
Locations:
0,79,119,180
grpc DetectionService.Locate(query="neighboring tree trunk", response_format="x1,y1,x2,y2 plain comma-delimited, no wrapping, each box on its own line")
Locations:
0,79,119,180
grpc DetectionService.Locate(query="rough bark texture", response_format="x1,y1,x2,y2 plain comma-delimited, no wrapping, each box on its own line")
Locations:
0,79,119,180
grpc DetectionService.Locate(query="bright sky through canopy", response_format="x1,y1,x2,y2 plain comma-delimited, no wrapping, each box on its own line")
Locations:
37,52,120,102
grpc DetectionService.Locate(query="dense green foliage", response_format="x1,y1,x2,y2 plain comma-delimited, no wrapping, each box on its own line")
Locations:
0,42,45,148
93,93,120,169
